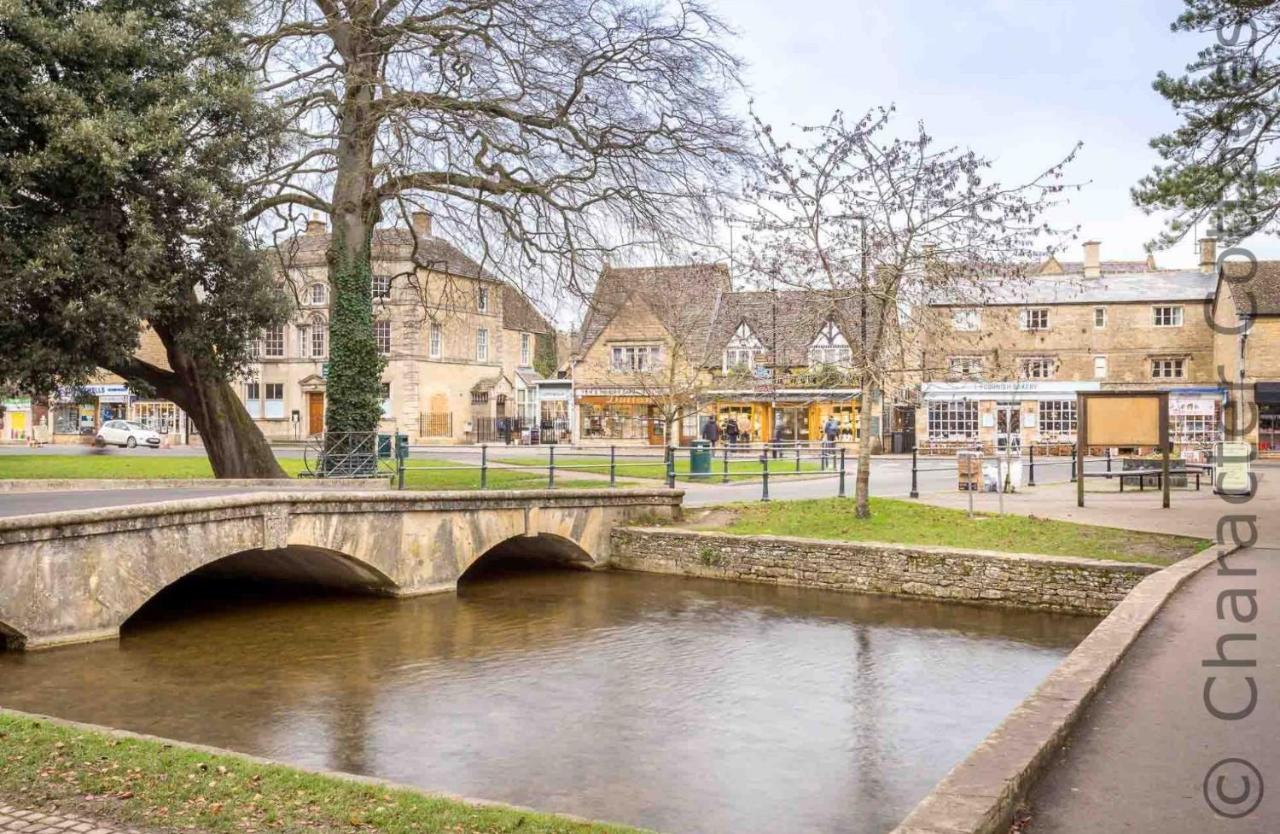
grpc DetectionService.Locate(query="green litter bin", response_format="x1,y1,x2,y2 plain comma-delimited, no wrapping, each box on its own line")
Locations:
689,440,713,478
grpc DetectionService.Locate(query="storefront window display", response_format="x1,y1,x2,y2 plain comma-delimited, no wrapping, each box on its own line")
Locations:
579,401,656,442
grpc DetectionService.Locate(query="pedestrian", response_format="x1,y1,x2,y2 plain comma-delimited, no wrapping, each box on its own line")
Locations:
725,416,739,447
822,415,839,469
701,416,720,446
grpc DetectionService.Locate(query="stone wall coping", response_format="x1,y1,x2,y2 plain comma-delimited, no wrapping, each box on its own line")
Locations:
0,478,389,492
0,489,684,536
619,526,1163,575
890,541,1230,834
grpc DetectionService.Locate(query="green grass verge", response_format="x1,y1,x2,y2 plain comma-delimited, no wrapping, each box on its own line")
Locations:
0,712,646,834
493,454,827,482
0,455,622,491
695,497,1208,564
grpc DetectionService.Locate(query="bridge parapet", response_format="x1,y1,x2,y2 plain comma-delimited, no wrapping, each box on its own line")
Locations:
0,489,682,651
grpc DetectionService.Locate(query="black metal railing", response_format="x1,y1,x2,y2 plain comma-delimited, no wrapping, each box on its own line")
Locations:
302,431,394,479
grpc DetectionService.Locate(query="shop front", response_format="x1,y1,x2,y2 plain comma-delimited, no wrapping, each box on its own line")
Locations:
1253,382,1280,455
536,379,574,444
50,384,192,446
705,390,863,445
1,398,33,443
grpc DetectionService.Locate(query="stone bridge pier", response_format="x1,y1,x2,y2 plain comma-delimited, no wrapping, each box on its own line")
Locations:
0,489,681,650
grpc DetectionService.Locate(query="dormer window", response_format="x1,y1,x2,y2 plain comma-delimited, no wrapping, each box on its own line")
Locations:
723,322,766,371
809,321,852,366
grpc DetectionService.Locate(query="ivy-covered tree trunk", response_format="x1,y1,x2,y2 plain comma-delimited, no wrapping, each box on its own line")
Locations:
323,54,384,443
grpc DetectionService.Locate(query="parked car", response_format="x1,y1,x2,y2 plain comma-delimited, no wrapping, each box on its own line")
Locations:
95,420,162,449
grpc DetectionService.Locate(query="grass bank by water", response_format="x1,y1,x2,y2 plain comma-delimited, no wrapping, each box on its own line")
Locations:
683,497,1207,564
0,711,646,834
0,455,619,491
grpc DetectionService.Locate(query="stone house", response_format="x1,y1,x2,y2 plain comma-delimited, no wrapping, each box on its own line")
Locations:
917,240,1223,453
1212,258,1280,455
569,263,894,447
244,212,552,445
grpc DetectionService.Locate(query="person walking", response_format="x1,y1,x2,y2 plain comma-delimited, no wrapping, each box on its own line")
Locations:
701,416,720,446
724,416,740,447
822,415,839,469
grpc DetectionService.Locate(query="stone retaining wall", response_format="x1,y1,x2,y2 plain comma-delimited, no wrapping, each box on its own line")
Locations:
610,527,1159,615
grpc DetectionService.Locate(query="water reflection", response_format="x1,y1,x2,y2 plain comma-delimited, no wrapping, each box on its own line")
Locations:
0,562,1096,834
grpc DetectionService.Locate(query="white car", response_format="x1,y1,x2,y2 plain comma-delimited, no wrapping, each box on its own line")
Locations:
96,420,162,449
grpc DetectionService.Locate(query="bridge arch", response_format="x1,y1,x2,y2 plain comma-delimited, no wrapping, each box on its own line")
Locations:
119,544,403,629
0,619,26,651
460,533,596,581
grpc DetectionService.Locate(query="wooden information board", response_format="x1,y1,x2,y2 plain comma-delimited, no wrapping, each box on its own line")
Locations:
1077,392,1170,508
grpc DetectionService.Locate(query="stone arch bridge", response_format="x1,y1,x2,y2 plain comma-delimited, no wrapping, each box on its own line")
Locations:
0,489,681,650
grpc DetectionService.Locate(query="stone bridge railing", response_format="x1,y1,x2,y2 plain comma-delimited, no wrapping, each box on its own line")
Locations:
0,489,682,650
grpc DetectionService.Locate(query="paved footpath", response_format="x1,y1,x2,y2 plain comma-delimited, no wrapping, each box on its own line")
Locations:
0,805,140,834
1028,545,1279,832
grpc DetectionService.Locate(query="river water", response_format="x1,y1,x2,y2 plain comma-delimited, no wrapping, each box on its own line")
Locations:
0,564,1096,834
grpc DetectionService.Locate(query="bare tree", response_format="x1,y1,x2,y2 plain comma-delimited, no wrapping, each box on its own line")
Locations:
245,0,746,432
741,107,1078,517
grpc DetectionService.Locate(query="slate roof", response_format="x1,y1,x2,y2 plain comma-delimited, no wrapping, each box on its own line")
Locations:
277,226,501,282
502,286,553,334
576,263,732,355
576,264,875,367
929,269,1217,306
1222,260,1280,316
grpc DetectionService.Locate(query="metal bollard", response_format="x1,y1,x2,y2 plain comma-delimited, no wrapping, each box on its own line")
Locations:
480,444,488,490
1106,446,1112,475
1027,444,1036,487
395,435,406,490
549,445,556,489
909,446,919,498
838,448,847,498
609,445,617,487
760,453,770,501
666,446,676,489
795,443,801,472
1071,444,1077,482
722,443,730,484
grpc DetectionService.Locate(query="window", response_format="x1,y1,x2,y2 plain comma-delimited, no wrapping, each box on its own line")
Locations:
517,386,536,422
296,323,310,357
611,344,661,371
1020,308,1049,330
310,315,327,358
927,400,979,441
477,286,489,312
429,322,442,359
520,333,532,367
372,274,392,298
1094,307,1107,328
809,321,851,366
380,382,391,419
1020,356,1055,379
1153,305,1183,327
952,309,981,331
375,319,392,355
1038,400,1077,439
263,325,285,358
1152,357,1186,379
244,382,262,419
476,328,489,361
1093,356,1108,379
264,383,284,419
309,283,327,306
723,322,767,370
948,356,983,379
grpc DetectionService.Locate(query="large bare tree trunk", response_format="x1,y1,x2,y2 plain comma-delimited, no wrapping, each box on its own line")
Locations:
854,377,878,518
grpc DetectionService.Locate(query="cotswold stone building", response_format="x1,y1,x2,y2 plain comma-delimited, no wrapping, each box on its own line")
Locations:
1213,260,1280,455
244,213,553,444
918,240,1223,453
569,264,900,447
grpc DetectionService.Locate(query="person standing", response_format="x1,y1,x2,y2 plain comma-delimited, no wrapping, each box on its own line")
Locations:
702,416,720,446
724,416,740,447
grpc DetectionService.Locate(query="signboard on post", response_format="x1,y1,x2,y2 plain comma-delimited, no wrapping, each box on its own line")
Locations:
1077,392,1170,509
1215,440,1252,496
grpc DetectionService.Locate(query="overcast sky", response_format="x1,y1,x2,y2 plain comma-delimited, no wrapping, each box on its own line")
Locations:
726,0,1277,268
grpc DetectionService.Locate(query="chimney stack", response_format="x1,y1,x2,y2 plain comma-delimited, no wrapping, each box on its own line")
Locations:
1200,236,1218,274
305,212,327,236
1083,241,1101,278
411,211,432,238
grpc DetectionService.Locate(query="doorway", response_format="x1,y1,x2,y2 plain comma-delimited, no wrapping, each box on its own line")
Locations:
996,402,1021,451
646,405,665,446
307,392,325,436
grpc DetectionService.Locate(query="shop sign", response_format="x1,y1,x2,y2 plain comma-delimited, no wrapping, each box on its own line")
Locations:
1169,397,1216,417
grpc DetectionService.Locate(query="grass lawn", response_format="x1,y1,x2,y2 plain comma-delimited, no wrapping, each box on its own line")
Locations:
0,455,620,491
0,712,647,834
493,453,829,482
687,497,1208,564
